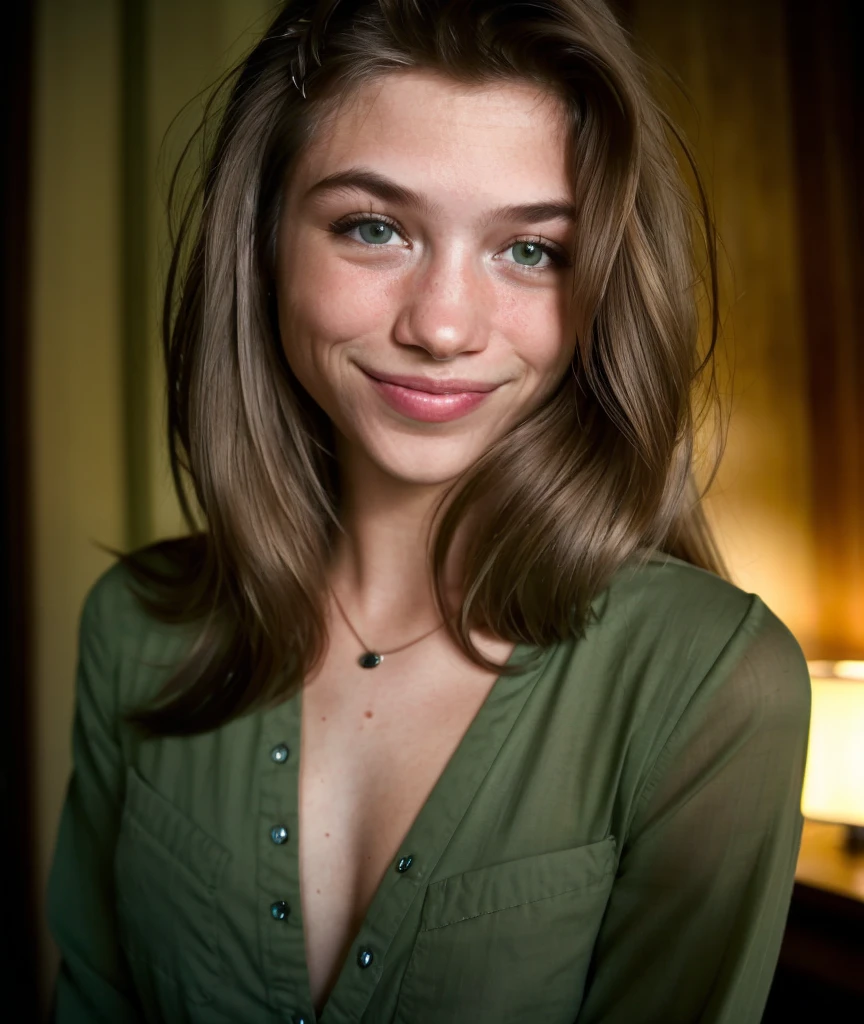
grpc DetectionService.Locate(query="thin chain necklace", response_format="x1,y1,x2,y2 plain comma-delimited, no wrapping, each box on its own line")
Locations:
329,584,449,669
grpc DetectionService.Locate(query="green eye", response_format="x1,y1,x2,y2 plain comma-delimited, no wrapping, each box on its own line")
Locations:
357,221,395,245
511,241,544,267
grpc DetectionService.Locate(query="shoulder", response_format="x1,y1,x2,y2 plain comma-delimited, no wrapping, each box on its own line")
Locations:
601,550,804,661
81,557,143,630
592,551,811,732
80,536,203,707
601,550,752,632
82,537,187,634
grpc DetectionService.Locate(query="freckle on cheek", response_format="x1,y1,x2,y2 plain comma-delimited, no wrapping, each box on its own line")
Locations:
364,710,373,718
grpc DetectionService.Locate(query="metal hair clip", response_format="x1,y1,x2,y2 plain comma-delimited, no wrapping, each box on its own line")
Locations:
291,71,307,99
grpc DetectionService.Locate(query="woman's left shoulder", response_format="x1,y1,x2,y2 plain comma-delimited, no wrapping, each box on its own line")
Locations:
598,551,812,719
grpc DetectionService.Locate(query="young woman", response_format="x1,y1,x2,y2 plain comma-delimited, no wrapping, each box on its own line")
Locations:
47,1,811,1022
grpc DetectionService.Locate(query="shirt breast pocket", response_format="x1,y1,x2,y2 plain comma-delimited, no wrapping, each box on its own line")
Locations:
394,835,617,1024
114,766,231,1010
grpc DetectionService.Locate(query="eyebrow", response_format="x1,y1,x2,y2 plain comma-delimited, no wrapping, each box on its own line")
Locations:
304,166,578,226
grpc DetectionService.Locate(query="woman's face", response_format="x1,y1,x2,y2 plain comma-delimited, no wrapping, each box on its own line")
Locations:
276,69,578,487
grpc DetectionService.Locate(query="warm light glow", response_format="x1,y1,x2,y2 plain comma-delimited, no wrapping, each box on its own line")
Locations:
833,660,864,681
801,663,864,827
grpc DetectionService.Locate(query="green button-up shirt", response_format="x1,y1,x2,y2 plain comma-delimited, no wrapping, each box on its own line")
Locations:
47,551,811,1023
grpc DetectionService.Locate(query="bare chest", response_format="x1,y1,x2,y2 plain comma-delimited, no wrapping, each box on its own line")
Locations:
296,632,514,1015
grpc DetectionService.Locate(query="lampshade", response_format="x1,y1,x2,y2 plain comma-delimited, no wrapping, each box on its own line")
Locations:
801,661,864,827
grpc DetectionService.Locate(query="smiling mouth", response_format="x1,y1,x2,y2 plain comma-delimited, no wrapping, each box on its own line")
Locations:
361,368,502,395
362,369,494,422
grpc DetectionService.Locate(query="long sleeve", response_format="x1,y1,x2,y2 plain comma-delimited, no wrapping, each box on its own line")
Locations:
46,573,145,1022
576,595,812,1024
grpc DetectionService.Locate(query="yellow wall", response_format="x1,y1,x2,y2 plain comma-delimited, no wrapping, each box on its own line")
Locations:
31,0,126,1005
30,0,272,1006
627,0,819,647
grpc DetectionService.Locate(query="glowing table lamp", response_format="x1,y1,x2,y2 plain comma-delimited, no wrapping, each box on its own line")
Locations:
801,661,864,853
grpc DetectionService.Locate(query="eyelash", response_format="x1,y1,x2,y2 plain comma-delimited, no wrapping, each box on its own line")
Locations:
327,213,573,273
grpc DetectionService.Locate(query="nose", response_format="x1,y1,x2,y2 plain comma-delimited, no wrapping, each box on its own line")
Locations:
392,245,492,361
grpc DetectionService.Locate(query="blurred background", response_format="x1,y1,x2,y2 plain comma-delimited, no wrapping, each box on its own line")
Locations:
2,0,861,1018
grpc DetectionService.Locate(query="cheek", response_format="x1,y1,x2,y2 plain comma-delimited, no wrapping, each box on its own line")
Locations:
496,288,575,377
279,231,395,343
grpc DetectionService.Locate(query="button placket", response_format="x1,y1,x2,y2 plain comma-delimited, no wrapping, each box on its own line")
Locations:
258,699,307,1016
267,744,292,932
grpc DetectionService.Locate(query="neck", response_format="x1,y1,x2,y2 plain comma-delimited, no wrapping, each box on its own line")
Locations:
327,437,471,639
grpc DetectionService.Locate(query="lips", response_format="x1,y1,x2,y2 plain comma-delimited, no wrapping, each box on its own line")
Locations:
363,370,494,423
362,368,500,394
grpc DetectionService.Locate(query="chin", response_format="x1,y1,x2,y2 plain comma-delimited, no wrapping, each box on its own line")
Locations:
364,436,487,487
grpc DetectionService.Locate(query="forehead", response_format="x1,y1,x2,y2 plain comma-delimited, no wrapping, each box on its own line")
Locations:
294,70,573,204
330,68,568,131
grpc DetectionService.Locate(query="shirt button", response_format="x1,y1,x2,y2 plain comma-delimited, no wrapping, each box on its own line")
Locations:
357,946,374,969
270,743,290,763
396,854,414,873
270,825,289,845
270,900,290,921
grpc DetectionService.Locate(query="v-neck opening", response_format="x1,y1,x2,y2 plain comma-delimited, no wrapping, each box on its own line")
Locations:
292,637,554,1024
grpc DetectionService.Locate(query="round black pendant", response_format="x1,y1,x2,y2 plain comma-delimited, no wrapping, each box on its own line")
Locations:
359,651,382,668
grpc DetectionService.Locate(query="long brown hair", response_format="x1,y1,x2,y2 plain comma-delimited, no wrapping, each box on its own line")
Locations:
108,0,730,737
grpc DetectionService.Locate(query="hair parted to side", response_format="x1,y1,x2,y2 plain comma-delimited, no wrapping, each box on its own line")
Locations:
107,0,730,738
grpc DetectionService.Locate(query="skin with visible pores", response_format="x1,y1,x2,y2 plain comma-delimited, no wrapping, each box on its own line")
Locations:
276,69,579,635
